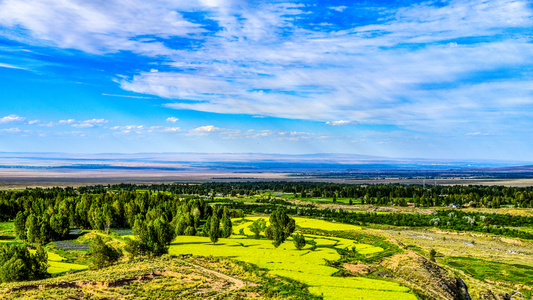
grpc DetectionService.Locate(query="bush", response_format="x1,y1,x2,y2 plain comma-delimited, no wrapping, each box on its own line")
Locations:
249,218,267,239
0,244,49,282
90,235,123,268
292,233,306,250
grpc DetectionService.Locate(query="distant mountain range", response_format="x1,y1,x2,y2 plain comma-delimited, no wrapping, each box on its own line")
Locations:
0,152,531,177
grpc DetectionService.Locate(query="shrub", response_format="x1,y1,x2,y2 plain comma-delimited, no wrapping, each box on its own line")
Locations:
292,233,306,250
91,235,123,268
0,244,49,282
249,218,267,239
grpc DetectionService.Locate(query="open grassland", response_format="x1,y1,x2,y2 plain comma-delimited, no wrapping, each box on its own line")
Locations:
170,217,415,300
444,257,533,286
379,226,533,297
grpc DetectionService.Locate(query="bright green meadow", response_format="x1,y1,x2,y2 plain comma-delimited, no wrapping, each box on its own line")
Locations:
170,217,415,300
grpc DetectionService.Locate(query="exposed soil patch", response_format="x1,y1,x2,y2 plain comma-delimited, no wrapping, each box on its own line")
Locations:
343,263,375,275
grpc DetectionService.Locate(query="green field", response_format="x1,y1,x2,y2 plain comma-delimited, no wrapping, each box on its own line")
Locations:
170,217,414,300
29,249,89,274
0,222,16,243
443,256,533,286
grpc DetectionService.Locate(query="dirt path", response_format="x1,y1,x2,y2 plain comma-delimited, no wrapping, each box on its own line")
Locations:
178,259,254,293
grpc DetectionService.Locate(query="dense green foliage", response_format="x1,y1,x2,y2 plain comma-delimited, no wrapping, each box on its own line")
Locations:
1,182,533,246
3,182,533,226
267,207,296,248
249,218,267,239
90,236,122,268
221,212,232,238
206,214,220,244
133,216,175,256
1,188,240,247
0,244,48,282
293,233,306,250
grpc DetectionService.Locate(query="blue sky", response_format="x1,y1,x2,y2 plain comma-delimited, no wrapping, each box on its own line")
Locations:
0,0,532,160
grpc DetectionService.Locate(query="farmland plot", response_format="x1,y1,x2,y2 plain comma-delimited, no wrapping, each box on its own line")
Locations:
170,217,415,300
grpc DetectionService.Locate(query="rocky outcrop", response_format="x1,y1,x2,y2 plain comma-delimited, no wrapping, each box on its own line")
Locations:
382,251,469,300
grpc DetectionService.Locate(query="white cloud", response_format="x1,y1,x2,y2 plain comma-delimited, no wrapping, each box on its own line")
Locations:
166,117,179,123
2,0,533,138
187,127,315,141
326,120,359,126
0,0,204,55
28,120,40,125
58,119,109,128
59,118,109,128
113,0,533,134
110,125,181,135
0,114,25,124
190,125,223,135
328,6,347,12
110,125,144,134
58,119,76,125
161,127,181,132
0,127,21,133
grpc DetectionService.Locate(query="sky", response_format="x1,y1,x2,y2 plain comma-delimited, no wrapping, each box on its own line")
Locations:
0,0,532,160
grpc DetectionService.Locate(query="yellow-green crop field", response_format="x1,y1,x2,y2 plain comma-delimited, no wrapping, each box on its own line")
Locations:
29,249,88,274
170,217,415,300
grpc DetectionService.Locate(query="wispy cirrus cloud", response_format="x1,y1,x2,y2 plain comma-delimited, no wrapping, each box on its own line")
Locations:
114,0,533,135
1,0,533,159
0,0,203,55
0,62,25,70
326,120,359,126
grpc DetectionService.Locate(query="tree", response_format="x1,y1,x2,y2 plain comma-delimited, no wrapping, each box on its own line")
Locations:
90,235,122,268
124,237,143,260
14,211,27,241
26,214,40,244
292,233,306,250
207,215,220,244
249,218,267,239
267,207,296,248
221,213,232,238
50,212,69,240
429,249,437,262
33,245,49,279
134,215,175,256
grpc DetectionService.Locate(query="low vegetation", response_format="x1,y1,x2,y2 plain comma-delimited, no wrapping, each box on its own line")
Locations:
0,182,532,299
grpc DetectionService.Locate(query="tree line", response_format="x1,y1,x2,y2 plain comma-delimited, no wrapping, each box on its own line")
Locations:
223,201,533,240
